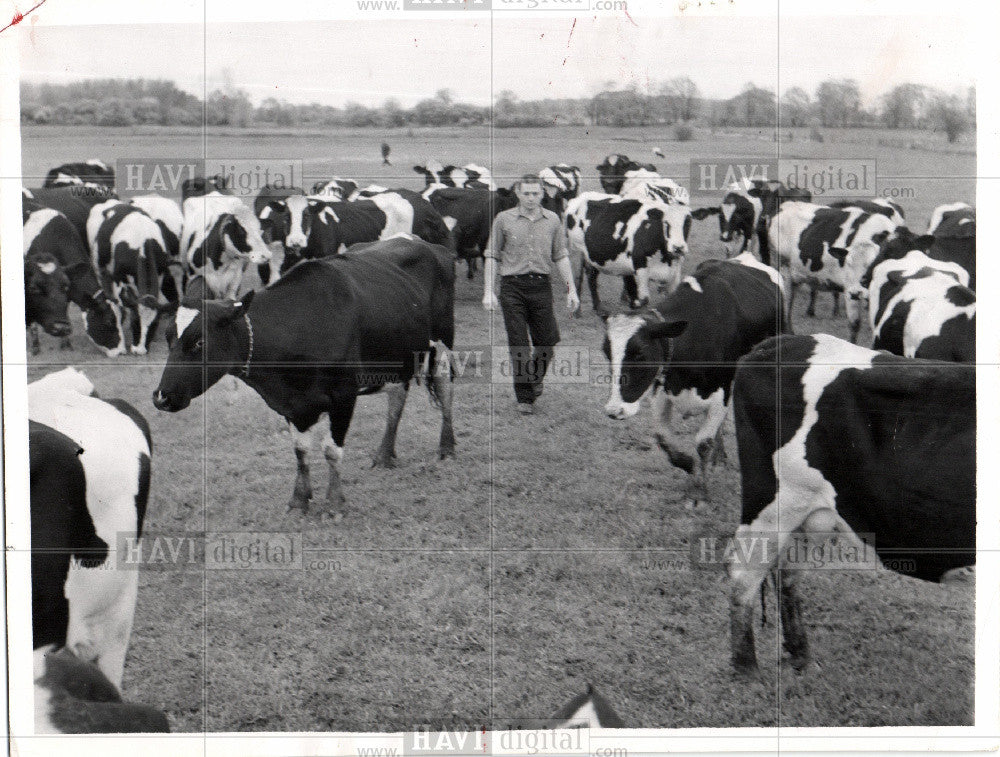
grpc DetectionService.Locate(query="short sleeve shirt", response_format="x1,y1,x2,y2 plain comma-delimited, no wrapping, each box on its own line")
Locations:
484,207,568,276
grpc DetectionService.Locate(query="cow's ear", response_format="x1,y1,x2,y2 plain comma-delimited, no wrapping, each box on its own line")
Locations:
747,187,763,198
915,234,935,251
645,319,687,340
886,270,908,286
497,187,514,198
157,299,181,315
230,290,254,317
691,207,719,220
413,165,425,173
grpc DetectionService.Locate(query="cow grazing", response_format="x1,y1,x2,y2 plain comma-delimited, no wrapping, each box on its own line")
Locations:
180,174,230,202
413,160,495,190
545,684,625,729
602,254,785,507
29,367,152,690
565,192,691,311
87,200,170,354
864,249,974,362
767,201,898,341
22,197,125,356
595,154,657,194
44,160,115,190
830,198,905,226
24,251,71,354
729,333,974,672
181,192,271,298
33,647,170,734
153,236,456,516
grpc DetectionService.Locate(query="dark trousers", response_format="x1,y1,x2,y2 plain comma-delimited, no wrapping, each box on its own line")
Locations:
499,274,561,404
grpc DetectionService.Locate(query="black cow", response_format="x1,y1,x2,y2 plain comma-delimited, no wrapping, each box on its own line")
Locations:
565,193,692,311
729,333,974,672
87,200,170,354
602,254,785,507
864,249,974,362
595,154,657,194
24,251,71,354
44,160,115,190
692,191,762,257
153,236,457,516
22,197,125,356
34,647,170,734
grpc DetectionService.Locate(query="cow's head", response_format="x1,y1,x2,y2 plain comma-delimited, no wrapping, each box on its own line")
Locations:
310,178,357,201
596,154,641,194
152,292,254,412
81,290,126,357
601,311,687,419
205,208,272,268
659,203,693,255
25,253,72,337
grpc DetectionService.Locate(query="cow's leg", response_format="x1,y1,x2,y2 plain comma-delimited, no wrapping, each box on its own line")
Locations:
587,266,603,316
777,569,809,670
431,342,456,459
845,296,863,344
621,275,638,310
711,419,728,466
59,336,73,351
784,276,797,332
132,297,159,355
373,382,408,468
29,324,41,355
633,266,651,307
652,390,693,474
805,286,817,317
287,419,317,512
831,292,842,318
690,389,728,509
323,392,357,513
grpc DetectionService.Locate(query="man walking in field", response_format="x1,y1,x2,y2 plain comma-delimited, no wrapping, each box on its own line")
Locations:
483,174,580,414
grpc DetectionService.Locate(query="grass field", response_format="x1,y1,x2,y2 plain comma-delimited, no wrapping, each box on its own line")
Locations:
20,124,975,731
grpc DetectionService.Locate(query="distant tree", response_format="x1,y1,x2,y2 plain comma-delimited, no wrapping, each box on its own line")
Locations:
929,93,970,143
659,77,700,122
380,98,407,128
780,86,812,127
881,83,926,129
587,89,652,126
815,79,861,127
722,83,776,127
434,88,454,106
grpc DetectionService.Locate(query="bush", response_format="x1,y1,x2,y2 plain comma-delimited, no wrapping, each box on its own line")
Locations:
674,123,694,141
809,127,824,142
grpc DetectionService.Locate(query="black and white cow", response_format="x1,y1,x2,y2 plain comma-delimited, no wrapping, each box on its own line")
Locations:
925,203,976,289
22,197,126,356
729,333,974,672
87,200,170,354
261,192,439,272
864,249,974,362
565,192,692,311
181,193,272,299
29,368,152,690
538,164,583,212
691,190,763,258
33,647,170,734
767,201,898,340
619,170,690,206
24,185,120,240
44,160,115,190
24,251,71,354
830,198,905,226
595,154,657,194
180,174,230,202
413,161,495,190
602,254,785,507
252,185,306,283
153,236,456,516
129,194,185,299
310,177,358,200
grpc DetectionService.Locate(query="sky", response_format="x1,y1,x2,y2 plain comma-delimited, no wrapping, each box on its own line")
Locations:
17,14,976,108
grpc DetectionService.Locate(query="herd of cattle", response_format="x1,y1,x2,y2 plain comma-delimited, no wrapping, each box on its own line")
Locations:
23,154,975,731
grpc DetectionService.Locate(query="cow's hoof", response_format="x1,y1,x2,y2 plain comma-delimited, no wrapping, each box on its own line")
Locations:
438,445,455,460
59,337,73,351
287,496,311,513
805,308,816,318
787,654,810,672
372,452,397,469
31,344,41,357
130,346,148,356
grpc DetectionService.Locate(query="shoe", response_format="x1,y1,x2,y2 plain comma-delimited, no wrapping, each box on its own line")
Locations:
517,402,535,415
533,383,544,399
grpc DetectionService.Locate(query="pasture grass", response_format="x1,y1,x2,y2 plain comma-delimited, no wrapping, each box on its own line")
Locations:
20,125,975,730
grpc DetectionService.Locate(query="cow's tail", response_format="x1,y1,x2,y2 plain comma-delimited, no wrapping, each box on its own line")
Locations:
416,339,453,408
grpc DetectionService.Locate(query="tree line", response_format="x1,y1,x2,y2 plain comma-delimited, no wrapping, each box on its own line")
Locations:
21,77,975,141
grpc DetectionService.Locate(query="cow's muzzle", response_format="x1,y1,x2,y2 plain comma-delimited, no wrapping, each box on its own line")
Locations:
152,390,188,412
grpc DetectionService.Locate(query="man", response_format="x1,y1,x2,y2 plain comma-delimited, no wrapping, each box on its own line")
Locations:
483,174,580,414
381,142,392,166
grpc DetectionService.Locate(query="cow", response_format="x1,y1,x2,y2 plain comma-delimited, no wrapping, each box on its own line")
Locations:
253,185,306,284
24,251,71,355
602,254,785,507
181,192,272,299
29,367,153,690
24,185,119,240
421,184,559,279
767,201,898,341
129,194,185,300
565,192,691,312
311,177,358,201
22,197,126,356
43,160,115,190
87,200,170,355
595,154,657,194
538,164,583,211
413,161,495,190
728,333,974,673
545,684,625,729
691,190,762,257
261,192,442,272
180,174,230,202
153,236,456,516
924,203,976,289
830,198,905,226
33,647,170,734
619,171,690,206
863,249,974,362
